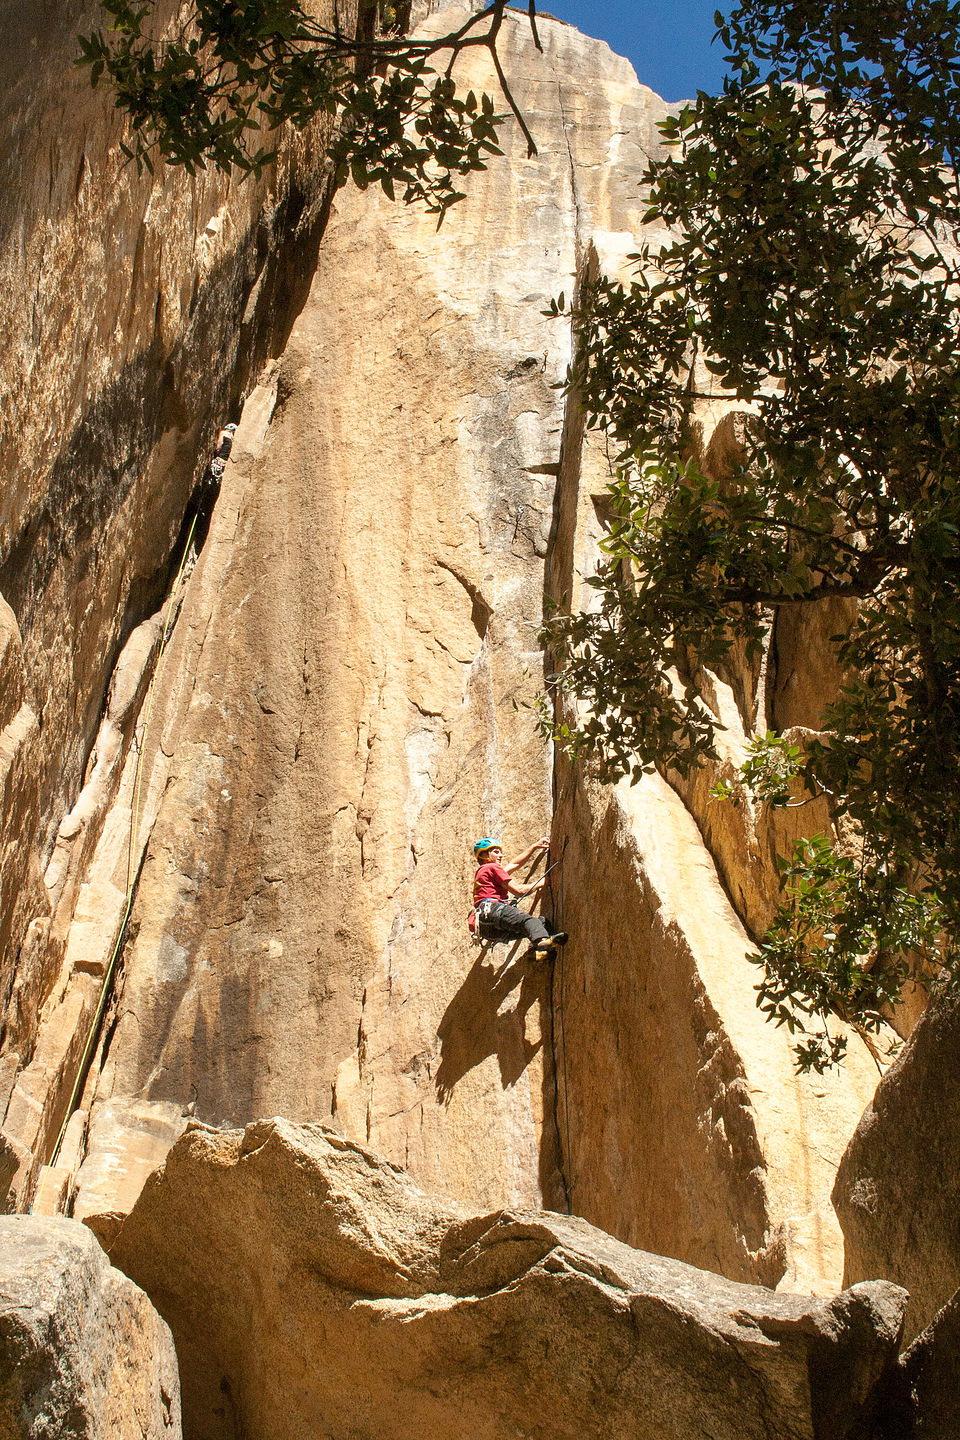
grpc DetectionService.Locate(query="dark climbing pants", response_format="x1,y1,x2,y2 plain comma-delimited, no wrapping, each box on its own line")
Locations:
478,900,551,945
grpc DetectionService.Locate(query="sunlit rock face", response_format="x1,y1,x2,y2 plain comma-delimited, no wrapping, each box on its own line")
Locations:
0,0,351,1206
70,7,675,1225
5,2,886,1313
0,0,346,1158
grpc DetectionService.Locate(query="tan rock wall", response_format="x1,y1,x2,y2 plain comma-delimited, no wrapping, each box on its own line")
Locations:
663,414,863,947
549,765,882,1293
0,1214,182,1439
543,354,885,1291
73,8,668,1220
0,0,347,1086
0,603,47,1062
834,993,960,1342
109,1118,908,1440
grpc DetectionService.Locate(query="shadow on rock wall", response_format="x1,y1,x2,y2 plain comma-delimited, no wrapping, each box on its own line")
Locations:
435,948,546,1103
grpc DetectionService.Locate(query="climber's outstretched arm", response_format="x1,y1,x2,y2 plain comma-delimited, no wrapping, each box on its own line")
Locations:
503,836,550,874
502,836,550,897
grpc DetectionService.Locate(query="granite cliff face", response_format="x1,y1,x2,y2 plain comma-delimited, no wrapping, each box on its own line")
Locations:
834,993,960,1342
1,5,876,1297
0,1215,181,1439
0,0,357,1207
0,4,951,1437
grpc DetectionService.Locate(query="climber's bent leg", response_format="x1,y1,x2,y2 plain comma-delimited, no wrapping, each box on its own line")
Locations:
484,903,551,945
519,910,553,945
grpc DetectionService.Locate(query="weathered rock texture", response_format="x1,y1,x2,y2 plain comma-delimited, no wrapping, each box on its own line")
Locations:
547,767,881,1294
8,5,879,1301
110,1117,907,1440
834,992,960,1342
0,0,355,1199
70,7,672,1224
0,1214,181,1439
543,314,884,1291
657,412,861,951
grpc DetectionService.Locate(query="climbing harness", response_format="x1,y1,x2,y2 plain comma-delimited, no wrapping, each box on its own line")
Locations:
471,897,511,941
47,507,201,1169
470,898,522,942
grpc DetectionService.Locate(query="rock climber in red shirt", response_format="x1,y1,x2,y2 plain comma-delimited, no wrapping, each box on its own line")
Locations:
471,836,568,954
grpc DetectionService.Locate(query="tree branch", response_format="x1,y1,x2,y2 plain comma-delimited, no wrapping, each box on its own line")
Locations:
489,22,538,156
528,1,544,53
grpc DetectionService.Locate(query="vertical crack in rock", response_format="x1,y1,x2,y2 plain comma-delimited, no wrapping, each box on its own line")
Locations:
555,77,587,267
3,8,890,1338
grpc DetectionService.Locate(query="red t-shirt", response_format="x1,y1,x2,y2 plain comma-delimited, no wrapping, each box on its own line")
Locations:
474,862,511,905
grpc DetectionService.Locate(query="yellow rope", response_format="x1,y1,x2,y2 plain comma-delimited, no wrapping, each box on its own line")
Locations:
46,512,199,1173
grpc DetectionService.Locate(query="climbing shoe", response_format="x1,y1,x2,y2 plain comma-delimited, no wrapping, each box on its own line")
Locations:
550,932,569,946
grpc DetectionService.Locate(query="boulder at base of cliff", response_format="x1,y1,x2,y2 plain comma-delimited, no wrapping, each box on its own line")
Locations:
108,1117,906,1440
834,992,960,1341
0,1215,181,1439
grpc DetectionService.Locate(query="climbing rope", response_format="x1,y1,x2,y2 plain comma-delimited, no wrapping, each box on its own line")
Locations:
46,510,200,1171
548,835,574,1214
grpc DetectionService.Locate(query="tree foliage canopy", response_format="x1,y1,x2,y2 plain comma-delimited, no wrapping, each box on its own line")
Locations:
79,0,543,220
546,0,960,1069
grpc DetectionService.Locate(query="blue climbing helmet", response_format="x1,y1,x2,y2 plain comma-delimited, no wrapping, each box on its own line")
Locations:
473,837,500,858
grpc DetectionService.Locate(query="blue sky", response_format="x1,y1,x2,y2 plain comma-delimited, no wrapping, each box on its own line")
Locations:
537,2,730,101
